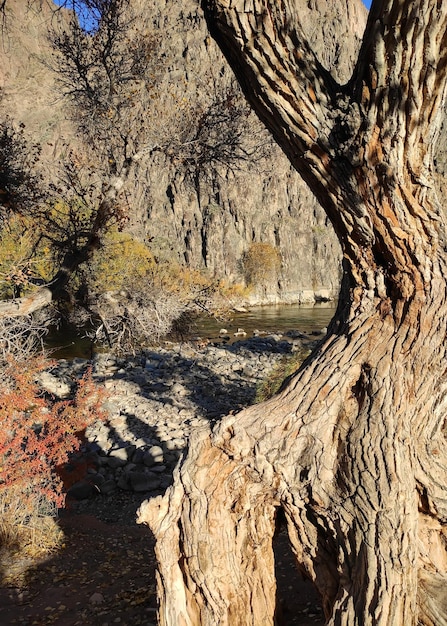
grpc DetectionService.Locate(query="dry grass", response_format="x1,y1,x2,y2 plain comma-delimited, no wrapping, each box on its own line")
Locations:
256,347,311,402
0,486,64,585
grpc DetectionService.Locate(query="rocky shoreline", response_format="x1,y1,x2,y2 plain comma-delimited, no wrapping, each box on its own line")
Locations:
47,329,325,523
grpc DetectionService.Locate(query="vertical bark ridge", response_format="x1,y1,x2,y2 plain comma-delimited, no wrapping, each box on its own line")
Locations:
139,432,280,626
357,1,447,183
167,289,446,625
140,294,447,624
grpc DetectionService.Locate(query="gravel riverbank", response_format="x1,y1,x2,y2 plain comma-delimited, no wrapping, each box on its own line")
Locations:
4,331,327,626
45,330,324,522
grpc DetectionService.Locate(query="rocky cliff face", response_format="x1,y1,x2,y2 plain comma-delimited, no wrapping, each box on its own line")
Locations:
0,1,72,160
123,0,369,303
0,0,381,304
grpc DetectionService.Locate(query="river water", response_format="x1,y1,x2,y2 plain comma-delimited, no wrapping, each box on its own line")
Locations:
48,303,337,358
193,302,336,343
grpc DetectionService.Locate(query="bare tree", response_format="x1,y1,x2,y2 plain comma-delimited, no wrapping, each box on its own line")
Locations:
48,0,270,181
163,78,272,184
48,0,160,169
138,1,447,625
0,0,156,329
0,0,264,329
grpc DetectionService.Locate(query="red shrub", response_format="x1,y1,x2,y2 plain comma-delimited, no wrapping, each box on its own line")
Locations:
0,357,107,508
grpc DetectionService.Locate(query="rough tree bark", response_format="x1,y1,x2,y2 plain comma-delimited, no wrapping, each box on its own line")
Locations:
138,1,447,624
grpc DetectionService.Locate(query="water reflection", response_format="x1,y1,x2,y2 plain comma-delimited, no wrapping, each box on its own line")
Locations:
194,303,336,343
45,323,95,360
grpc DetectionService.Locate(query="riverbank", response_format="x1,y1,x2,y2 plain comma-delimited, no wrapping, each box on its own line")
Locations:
2,330,328,626
42,329,326,519
46,302,335,359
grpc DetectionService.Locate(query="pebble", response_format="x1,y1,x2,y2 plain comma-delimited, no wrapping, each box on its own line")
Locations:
89,592,105,605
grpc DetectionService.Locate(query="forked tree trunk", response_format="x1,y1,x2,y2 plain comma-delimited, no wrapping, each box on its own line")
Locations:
138,1,447,624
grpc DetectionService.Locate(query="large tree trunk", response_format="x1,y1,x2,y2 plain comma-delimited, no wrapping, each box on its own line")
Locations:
138,0,447,624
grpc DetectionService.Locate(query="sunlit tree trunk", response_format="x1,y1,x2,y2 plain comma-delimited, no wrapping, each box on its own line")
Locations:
138,1,447,624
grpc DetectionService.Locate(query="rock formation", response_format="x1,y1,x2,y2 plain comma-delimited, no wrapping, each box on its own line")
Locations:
0,0,403,304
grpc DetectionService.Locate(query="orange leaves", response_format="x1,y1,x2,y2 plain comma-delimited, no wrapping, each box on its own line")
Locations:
0,357,107,508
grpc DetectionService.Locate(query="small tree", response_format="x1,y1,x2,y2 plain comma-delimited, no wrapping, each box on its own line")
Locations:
0,1,155,329
0,119,56,353
48,0,268,191
48,0,161,175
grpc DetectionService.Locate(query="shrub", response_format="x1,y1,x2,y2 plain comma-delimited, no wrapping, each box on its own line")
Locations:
82,237,249,351
0,356,107,568
88,228,155,293
0,312,55,364
256,348,310,402
0,486,64,584
242,242,281,288
0,357,106,506
0,214,53,299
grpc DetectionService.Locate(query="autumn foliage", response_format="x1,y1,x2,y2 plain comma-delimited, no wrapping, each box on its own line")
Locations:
0,356,106,509
242,242,281,289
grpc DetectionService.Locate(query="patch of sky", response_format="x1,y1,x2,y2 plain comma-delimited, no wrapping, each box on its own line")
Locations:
55,0,372,34
52,1,100,33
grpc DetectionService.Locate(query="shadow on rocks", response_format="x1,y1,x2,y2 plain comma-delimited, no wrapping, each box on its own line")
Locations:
56,335,316,524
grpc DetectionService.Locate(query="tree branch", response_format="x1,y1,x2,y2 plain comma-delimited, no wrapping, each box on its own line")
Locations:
201,0,339,167
353,0,447,180
0,287,53,317
0,185,120,320
201,0,375,249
